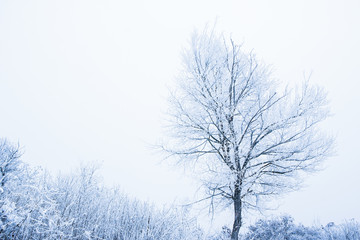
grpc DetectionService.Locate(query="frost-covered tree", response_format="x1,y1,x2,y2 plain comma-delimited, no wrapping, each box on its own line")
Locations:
0,139,22,190
166,29,333,240
0,151,65,240
0,139,24,237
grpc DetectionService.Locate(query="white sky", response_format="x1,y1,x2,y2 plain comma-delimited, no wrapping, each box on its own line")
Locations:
1,0,360,230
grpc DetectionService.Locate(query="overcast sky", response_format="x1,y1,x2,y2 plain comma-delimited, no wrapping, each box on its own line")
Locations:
1,0,360,230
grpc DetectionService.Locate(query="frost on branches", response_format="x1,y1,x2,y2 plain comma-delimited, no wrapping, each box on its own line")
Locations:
166,29,333,240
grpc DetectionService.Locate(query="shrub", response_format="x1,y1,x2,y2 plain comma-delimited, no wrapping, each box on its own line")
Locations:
244,215,322,240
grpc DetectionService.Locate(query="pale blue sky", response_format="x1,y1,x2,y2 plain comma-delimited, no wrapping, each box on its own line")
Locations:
1,0,359,230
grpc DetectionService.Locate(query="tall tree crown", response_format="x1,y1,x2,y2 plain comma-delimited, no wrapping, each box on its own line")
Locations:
168,29,333,210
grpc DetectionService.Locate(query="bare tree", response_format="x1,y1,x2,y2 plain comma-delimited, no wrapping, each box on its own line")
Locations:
0,139,22,190
165,29,333,240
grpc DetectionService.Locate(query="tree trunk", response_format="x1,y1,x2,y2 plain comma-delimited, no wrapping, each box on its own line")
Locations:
231,187,242,240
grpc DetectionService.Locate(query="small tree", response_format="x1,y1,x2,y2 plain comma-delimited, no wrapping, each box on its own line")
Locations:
166,29,333,240
0,139,23,237
0,139,22,190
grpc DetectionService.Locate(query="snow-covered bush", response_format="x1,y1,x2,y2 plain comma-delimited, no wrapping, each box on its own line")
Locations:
244,215,322,240
321,219,360,240
243,216,360,240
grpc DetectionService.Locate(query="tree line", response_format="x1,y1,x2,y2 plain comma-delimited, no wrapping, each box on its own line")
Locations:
0,139,203,239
